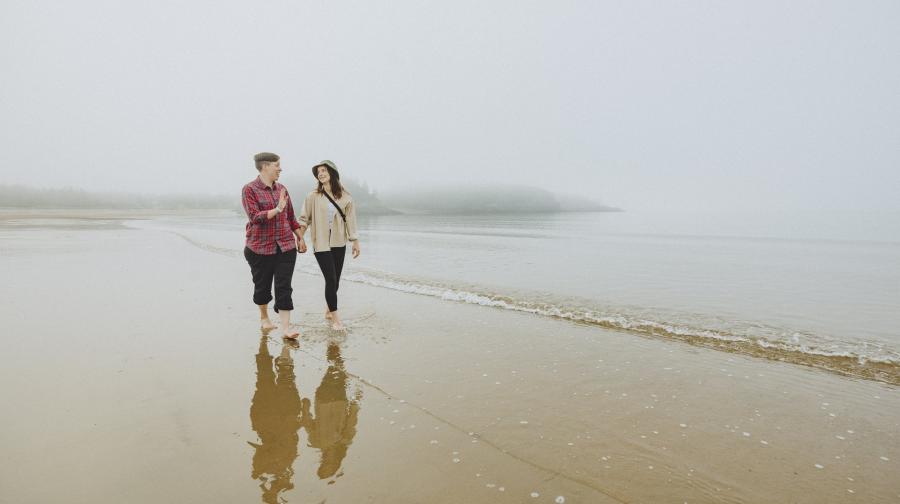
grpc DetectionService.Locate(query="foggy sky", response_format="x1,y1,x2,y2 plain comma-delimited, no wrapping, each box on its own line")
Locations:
1,0,898,212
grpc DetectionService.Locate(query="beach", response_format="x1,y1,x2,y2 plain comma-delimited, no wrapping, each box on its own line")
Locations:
1,212,898,504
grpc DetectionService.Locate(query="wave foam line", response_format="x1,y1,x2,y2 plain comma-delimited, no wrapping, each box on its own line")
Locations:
342,269,900,386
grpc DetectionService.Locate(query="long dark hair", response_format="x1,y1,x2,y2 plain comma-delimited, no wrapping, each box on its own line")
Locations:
316,166,345,200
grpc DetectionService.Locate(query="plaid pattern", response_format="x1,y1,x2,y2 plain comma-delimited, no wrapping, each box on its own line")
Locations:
242,177,301,255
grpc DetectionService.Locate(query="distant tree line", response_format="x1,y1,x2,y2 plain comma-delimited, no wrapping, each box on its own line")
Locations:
0,184,236,210
0,179,399,214
0,182,618,214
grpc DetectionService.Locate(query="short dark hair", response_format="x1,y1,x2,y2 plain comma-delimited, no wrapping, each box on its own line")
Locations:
254,152,280,171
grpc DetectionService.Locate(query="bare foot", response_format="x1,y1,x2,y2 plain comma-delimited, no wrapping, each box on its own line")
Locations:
325,310,333,320
282,327,300,339
329,310,346,331
261,318,276,330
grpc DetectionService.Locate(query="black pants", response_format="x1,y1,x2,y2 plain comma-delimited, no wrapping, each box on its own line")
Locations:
314,246,346,312
244,246,297,312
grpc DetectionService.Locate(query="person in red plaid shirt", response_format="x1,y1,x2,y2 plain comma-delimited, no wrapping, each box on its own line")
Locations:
242,152,308,339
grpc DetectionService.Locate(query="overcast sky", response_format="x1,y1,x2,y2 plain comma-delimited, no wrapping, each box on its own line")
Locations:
1,0,898,212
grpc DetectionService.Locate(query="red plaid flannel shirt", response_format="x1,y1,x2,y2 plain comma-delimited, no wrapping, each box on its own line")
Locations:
242,177,301,255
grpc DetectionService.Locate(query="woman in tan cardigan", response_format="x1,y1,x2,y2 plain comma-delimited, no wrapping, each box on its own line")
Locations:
297,160,360,330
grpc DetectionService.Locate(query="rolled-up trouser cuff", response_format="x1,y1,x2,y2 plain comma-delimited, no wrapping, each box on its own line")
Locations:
253,293,274,306
273,299,294,312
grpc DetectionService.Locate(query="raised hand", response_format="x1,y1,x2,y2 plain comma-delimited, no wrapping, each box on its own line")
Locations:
277,190,288,213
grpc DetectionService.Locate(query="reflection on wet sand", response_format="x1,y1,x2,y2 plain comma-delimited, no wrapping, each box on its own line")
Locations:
249,338,362,502
303,343,362,483
249,338,303,503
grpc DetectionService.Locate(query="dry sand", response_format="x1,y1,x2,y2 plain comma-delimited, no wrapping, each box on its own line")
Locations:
0,213,898,503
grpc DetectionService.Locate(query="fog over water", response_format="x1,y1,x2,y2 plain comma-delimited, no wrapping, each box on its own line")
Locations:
2,1,898,214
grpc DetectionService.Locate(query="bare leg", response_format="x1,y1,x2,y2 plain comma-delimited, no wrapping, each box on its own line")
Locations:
258,304,275,330
279,309,300,339
325,307,333,320
329,310,345,331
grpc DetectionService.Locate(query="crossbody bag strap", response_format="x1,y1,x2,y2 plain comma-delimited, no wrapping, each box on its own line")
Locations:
321,191,346,221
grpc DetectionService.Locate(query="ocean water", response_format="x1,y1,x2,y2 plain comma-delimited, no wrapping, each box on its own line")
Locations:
137,209,900,383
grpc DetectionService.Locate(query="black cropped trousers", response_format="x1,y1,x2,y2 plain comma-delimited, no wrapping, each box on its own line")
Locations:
244,245,297,312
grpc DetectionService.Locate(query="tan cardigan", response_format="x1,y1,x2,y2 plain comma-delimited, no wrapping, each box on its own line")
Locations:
298,189,359,252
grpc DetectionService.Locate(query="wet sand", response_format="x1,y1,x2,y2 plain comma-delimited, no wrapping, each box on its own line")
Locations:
0,213,898,503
